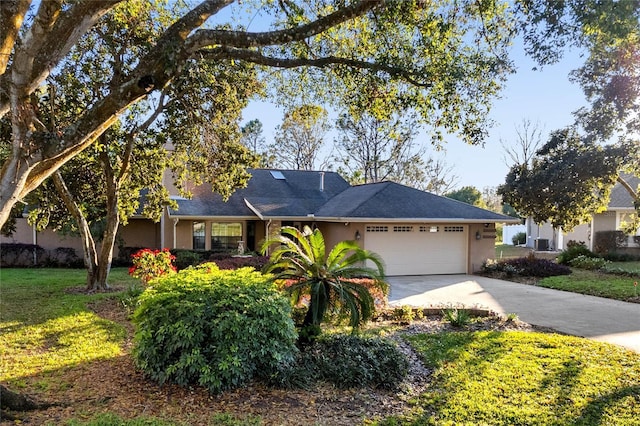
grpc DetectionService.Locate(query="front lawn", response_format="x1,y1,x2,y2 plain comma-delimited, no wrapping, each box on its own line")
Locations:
373,331,640,425
537,269,640,302
2,267,639,425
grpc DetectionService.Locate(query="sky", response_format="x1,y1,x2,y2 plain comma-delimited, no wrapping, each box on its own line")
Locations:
239,41,588,192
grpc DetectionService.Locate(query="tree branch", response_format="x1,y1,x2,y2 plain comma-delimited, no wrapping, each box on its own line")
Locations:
0,0,31,75
0,0,123,118
194,46,432,88
186,0,384,50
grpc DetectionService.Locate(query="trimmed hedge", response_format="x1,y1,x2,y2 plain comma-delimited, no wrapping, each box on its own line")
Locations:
132,263,298,394
0,243,83,268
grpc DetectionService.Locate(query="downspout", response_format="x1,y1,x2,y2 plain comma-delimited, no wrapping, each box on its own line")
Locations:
172,218,179,249
160,207,166,248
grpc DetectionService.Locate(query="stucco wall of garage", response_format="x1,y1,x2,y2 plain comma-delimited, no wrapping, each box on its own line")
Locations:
469,223,496,273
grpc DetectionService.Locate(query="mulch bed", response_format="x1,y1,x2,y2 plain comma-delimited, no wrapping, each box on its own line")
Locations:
2,298,551,426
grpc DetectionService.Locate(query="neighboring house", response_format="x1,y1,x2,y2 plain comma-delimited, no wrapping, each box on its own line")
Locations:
525,174,640,252
2,168,520,275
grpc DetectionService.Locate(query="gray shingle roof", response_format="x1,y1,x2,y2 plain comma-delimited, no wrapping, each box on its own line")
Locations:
169,168,519,222
170,169,350,218
608,174,640,208
315,181,517,222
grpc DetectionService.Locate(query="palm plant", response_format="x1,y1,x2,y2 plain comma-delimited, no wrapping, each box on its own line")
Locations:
261,226,388,334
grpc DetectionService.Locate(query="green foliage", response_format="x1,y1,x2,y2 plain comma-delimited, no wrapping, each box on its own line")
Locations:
569,255,610,271
272,334,409,390
262,226,388,333
442,307,472,327
511,232,526,245
594,230,628,255
132,263,298,393
393,305,416,324
557,241,596,265
498,128,631,231
445,186,487,208
482,256,571,278
172,250,202,270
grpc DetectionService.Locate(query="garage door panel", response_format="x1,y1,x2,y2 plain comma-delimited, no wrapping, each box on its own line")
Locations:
364,224,467,275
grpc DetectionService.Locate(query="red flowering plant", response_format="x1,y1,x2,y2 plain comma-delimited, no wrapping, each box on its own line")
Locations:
129,248,177,284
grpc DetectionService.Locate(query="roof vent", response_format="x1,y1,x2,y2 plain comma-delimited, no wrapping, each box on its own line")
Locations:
270,170,286,180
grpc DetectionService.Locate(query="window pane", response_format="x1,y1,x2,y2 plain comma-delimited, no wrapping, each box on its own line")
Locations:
193,222,205,250
211,222,243,252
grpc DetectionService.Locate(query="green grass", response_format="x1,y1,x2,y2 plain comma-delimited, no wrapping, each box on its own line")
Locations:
57,412,261,426
0,268,137,384
373,331,640,425
538,269,640,301
605,261,640,274
494,244,531,259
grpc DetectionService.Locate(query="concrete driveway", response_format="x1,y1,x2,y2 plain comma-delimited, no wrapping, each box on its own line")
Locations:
387,275,640,354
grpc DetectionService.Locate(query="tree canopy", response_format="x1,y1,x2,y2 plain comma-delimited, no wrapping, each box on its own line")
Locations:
0,0,517,226
498,128,637,231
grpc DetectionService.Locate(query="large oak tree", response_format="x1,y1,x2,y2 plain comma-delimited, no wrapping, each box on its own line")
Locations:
0,0,517,227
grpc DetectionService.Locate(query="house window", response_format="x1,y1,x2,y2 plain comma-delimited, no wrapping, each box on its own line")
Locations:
211,222,243,252
193,222,205,250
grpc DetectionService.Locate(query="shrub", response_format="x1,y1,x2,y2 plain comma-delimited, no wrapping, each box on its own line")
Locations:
272,334,408,390
45,247,84,268
0,243,45,267
172,249,202,270
482,256,571,278
594,230,626,255
214,255,269,270
569,255,609,270
511,232,526,245
442,307,471,327
132,263,298,393
128,248,177,284
557,242,596,265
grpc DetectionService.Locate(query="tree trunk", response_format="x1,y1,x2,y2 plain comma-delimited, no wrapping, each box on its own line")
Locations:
0,383,55,421
52,171,100,288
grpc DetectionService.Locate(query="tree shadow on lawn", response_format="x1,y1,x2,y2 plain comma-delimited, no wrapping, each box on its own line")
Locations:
2,297,418,425
403,331,640,425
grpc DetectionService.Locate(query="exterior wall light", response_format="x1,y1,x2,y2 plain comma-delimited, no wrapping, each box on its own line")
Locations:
355,230,361,240
476,230,482,240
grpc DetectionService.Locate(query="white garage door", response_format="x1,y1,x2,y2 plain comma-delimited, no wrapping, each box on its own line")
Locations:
364,224,468,275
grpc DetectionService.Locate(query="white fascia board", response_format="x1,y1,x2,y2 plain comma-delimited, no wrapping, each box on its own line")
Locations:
244,198,264,220
314,217,522,224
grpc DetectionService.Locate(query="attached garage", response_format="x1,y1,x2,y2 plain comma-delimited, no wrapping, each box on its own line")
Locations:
364,224,468,275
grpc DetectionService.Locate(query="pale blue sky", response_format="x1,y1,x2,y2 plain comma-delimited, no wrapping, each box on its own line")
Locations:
240,41,587,191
